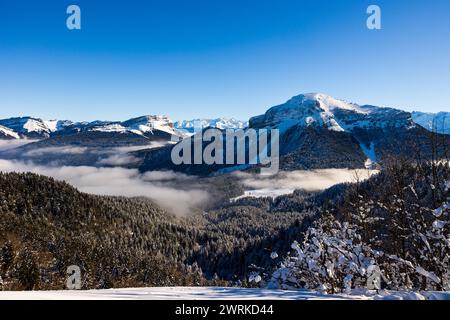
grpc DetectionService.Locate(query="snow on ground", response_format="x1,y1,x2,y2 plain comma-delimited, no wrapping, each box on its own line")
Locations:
0,287,448,300
359,141,378,169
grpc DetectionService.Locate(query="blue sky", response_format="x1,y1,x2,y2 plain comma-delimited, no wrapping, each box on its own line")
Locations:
0,0,449,121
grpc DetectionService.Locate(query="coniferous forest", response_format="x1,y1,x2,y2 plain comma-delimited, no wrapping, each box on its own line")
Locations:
0,160,448,292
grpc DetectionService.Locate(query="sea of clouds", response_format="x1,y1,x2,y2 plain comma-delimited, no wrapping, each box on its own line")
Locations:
0,139,379,215
233,169,378,195
0,159,208,215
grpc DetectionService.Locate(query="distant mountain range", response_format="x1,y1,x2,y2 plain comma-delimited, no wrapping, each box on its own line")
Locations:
139,93,449,175
0,115,182,140
247,93,449,170
0,116,248,140
0,96,446,141
0,93,448,174
0,115,249,167
174,118,248,135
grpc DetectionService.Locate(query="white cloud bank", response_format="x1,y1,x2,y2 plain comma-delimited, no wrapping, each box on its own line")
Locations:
0,140,38,152
96,154,140,166
24,146,89,157
0,153,379,213
0,159,208,215
95,143,169,166
15,142,169,167
232,169,379,199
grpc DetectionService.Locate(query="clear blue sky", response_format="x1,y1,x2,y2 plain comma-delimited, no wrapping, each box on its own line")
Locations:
0,0,449,122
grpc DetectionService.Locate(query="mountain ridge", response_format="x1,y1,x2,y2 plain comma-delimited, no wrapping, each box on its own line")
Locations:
250,93,415,133
0,115,249,140
1,93,448,174
0,93,447,140
137,93,449,175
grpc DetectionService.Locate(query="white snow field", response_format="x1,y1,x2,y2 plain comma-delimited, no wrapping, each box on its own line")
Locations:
0,287,449,300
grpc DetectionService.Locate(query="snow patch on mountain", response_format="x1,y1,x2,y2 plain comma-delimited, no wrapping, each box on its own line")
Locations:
0,125,20,139
22,119,49,134
362,143,378,169
304,93,372,114
43,120,74,132
354,138,378,169
91,123,128,133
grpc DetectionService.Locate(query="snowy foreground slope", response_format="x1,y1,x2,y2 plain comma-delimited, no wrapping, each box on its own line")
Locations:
0,287,449,300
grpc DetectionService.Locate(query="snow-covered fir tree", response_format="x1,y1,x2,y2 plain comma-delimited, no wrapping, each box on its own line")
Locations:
267,214,383,294
266,163,449,293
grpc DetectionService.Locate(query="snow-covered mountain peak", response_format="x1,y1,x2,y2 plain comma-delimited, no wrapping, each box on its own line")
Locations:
123,115,171,125
43,120,74,132
273,93,373,119
86,115,185,138
0,117,52,138
250,93,412,133
121,115,180,136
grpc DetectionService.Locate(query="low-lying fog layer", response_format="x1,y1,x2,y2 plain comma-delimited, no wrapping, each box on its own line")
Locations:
232,169,379,199
0,159,208,216
0,157,378,214
1,142,168,167
0,140,38,152
235,169,378,192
